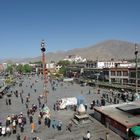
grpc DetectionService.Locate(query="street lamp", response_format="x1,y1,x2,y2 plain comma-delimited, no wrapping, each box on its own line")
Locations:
135,43,138,94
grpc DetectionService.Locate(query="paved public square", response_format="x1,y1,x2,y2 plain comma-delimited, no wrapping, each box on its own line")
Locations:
0,75,123,140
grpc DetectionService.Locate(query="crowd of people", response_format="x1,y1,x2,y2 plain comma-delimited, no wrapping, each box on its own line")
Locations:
0,74,131,140
0,75,67,140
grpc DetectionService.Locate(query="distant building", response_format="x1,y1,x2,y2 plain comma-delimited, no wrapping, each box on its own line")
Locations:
63,55,86,63
109,67,129,85
2,63,8,70
97,60,133,69
129,67,140,86
0,64,4,73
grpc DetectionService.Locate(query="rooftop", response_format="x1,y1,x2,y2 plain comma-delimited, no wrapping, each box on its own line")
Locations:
94,100,140,128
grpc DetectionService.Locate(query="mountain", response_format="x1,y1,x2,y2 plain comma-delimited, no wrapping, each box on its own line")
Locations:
38,40,140,62
69,39,140,61
1,40,140,63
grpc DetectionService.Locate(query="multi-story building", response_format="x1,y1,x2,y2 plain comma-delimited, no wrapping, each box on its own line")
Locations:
109,67,129,85
97,60,133,69
129,67,140,85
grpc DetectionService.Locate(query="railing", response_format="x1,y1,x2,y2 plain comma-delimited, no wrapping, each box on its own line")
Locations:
76,78,138,91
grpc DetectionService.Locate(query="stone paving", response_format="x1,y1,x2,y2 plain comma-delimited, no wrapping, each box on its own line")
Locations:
0,75,123,140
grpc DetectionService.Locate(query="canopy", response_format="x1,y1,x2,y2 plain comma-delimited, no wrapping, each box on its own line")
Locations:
131,126,140,137
42,106,50,118
42,106,50,113
76,95,86,106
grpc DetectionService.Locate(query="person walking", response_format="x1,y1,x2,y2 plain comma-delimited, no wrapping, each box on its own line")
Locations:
86,131,91,140
37,115,41,132
16,133,21,140
6,98,8,105
29,115,33,124
20,123,24,133
52,118,56,129
48,118,51,128
8,98,11,105
67,121,72,132
31,122,36,133
6,126,11,136
23,136,28,140
57,120,62,131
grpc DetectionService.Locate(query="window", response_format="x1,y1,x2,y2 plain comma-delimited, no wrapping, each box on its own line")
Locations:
130,72,135,78
138,71,140,78
123,71,128,76
123,79,128,84
117,71,121,76
111,78,115,82
111,71,115,76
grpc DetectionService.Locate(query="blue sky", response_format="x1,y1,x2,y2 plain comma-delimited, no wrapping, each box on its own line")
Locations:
0,0,140,59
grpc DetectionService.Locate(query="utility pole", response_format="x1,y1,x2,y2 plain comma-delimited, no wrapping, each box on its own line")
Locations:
135,43,138,94
40,40,48,104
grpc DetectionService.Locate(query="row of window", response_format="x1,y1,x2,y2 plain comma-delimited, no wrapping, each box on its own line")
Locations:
111,71,128,76
110,71,140,78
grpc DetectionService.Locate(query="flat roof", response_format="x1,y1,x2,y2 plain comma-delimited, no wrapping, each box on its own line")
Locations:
116,104,140,111
94,101,140,128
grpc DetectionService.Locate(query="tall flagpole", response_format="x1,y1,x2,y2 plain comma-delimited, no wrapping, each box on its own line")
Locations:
40,40,48,104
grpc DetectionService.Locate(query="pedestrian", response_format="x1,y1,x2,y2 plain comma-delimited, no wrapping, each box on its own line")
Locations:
106,132,109,140
29,115,33,124
85,104,87,111
12,120,17,134
21,97,24,104
16,133,21,140
6,126,11,136
57,120,62,131
2,126,6,136
88,90,91,94
52,118,57,129
25,102,28,109
31,122,36,133
86,131,91,140
8,98,11,105
39,111,43,118
23,136,28,140
48,118,51,128
6,98,8,105
37,115,41,132
44,117,48,126
53,103,56,111
20,123,24,132
67,121,72,132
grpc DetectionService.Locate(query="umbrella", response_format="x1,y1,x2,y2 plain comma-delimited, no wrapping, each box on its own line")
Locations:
131,126,140,137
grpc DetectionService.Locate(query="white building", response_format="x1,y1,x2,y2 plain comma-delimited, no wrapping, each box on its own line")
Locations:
46,63,55,69
97,60,133,69
63,55,86,63
2,63,8,70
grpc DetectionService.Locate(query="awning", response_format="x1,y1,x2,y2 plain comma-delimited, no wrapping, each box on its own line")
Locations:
131,126,140,137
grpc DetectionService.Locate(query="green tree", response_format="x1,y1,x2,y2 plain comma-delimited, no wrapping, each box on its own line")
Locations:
57,60,70,67
16,64,32,73
16,64,23,73
59,67,67,75
23,64,32,73
33,61,42,64
57,60,70,76
6,65,13,74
